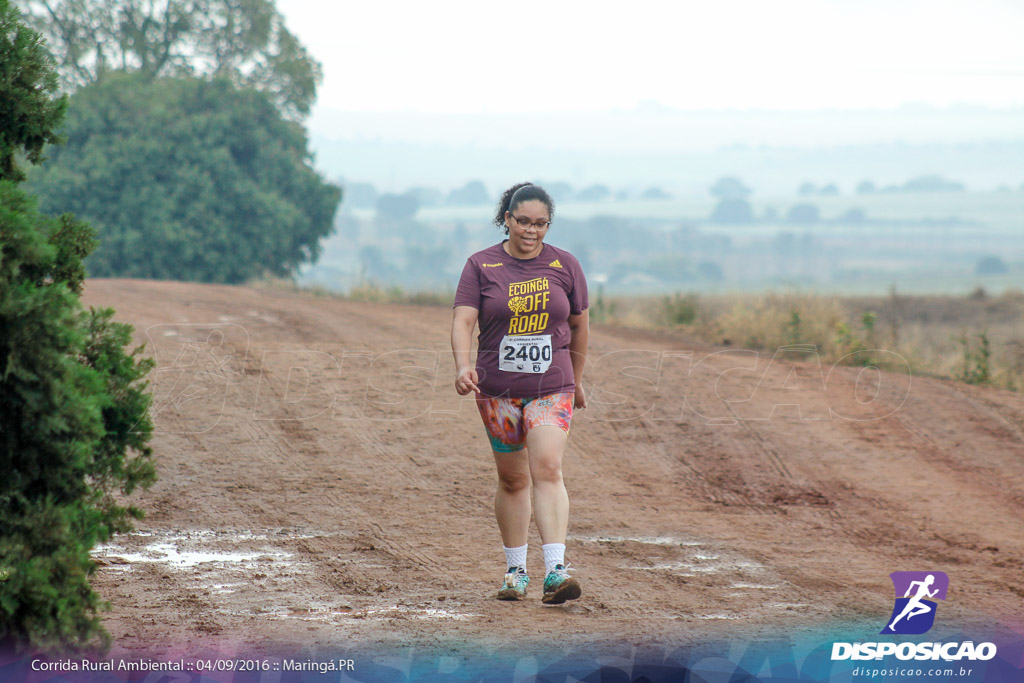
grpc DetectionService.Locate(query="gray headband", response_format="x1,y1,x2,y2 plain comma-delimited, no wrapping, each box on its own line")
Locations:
508,185,534,212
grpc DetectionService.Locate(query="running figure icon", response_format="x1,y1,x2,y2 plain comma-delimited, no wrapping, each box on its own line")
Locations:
881,571,949,635
888,574,939,631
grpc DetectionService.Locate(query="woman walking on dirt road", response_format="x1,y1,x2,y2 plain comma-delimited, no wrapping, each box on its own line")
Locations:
451,182,589,605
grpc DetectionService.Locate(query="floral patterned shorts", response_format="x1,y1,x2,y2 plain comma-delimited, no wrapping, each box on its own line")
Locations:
475,392,574,453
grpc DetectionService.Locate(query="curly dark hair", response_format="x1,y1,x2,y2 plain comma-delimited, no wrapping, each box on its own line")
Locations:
492,182,555,235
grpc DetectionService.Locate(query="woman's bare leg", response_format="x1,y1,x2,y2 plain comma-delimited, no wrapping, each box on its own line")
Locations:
492,450,532,548
526,425,569,545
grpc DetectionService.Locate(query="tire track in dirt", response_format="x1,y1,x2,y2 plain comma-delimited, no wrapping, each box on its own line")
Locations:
237,328,448,575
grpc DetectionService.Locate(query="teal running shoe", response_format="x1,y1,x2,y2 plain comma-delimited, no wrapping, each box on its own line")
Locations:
497,566,529,601
542,563,581,604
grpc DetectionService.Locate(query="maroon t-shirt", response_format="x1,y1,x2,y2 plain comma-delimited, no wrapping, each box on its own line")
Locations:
454,241,589,398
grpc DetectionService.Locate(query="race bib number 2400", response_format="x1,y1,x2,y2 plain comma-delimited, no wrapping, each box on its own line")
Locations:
499,334,553,374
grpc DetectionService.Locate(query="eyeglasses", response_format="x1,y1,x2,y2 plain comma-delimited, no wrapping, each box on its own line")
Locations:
511,215,551,230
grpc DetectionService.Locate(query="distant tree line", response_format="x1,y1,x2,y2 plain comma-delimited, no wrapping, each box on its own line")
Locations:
707,176,855,226
345,171,998,231
340,179,676,211
345,171,1012,217
798,175,968,196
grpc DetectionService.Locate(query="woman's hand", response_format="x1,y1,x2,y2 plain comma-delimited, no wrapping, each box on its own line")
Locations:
568,309,588,411
451,306,479,396
455,366,481,396
574,383,587,410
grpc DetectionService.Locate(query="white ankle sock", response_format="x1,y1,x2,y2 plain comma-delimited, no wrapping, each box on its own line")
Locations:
503,544,527,572
542,543,566,573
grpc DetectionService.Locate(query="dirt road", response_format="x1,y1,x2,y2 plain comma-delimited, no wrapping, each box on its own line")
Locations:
79,279,1024,659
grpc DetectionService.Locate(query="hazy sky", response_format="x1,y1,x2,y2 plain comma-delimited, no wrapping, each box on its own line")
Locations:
276,0,1024,114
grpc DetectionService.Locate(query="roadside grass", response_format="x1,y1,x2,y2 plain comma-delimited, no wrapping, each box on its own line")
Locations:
250,276,453,307
252,275,1024,390
600,287,1024,390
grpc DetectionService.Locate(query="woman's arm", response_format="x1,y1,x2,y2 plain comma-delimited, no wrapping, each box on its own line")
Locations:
568,308,589,409
451,305,481,395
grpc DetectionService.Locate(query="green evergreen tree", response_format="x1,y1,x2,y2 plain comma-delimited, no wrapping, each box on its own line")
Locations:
1,0,156,651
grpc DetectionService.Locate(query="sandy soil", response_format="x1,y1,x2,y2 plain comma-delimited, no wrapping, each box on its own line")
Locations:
78,278,1024,659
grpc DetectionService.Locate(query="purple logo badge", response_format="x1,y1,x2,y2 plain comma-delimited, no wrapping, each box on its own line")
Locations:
880,571,949,635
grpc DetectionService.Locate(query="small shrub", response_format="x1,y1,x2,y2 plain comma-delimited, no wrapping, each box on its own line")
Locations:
862,311,877,347
591,284,618,324
833,311,878,366
785,310,803,346
956,331,990,385
661,293,698,326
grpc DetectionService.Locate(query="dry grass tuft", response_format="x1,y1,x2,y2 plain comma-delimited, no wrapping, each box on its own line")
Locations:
596,289,1024,388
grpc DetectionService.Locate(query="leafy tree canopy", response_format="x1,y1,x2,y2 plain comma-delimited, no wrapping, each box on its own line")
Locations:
975,256,1007,275
28,72,341,283
342,180,380,209
576,184,611,202
446,180,489,206
710,198,753,224
376,191,420,221
786,203,821,225
641,186,671,200
25,0,321,118
544,181,574,204
710,176,752,200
